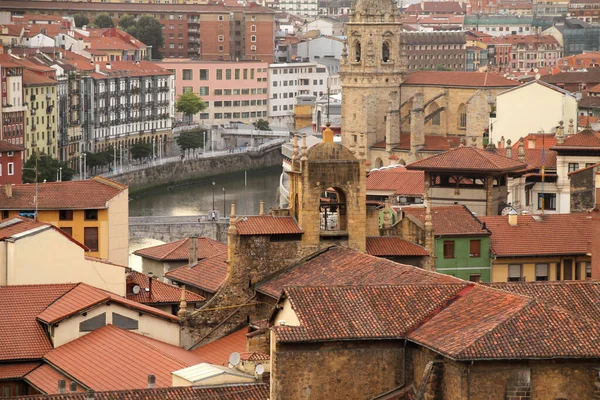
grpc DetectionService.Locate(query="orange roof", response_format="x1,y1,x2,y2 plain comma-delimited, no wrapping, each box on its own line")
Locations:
191,328,248,366
95,61,172,78
0,217,47,240
579,115,600,126
406,146,527,173
404,71,519,88
166,252,228,294
496,134,558,169
25,364,83,395
366,236,429,257
0,284,76,361
126,271,205,304
235,215,302,235
134,236,226,262
0,176,126,210
89,37,139,52
37,283,179,324
43,325,204,391
0,362,40,380
0,140,24,153
367,166,425,197
552,129,600,150
480,213,591,257
22,69,56,86
402,205,489,237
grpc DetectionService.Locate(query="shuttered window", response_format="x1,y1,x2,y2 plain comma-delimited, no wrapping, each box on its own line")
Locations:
84,227,99,251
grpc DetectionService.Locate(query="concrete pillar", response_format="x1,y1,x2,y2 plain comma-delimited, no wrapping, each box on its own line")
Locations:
410,92,425,158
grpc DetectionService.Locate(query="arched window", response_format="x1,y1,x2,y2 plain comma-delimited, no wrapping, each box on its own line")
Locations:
320,188,347,231
375,157,383,168
457,103,467,129
354,41,361,62
382,41,390,62
429,102,440,126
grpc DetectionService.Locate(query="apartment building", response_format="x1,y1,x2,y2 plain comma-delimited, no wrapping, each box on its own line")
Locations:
159,59,268,125
483,34,562,70
268,62,329,125
0,58,26,150
404,31,467,71
278,0,319,18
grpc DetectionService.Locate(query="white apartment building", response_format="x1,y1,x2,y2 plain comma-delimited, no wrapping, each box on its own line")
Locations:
277,0,319,18
268,62,330,126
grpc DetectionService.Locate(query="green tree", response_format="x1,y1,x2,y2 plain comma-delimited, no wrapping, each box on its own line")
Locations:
23,154,74,183
127,14,164,59
176,92,206,124
435,65,453,71
130,143,152,161
252,118,271,131
94,13,114,28
73,13,90,28
176,131,204,157
118,14,137,31
85,152,111,175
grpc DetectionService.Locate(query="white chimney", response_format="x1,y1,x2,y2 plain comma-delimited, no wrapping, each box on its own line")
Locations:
508,210,518,226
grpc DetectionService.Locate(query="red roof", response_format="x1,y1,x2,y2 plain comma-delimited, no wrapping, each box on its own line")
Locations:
496,134,558,169
0,140,24,153
126,271,204,304
134,237,226,261
235,216,302,236
257,246,461,299
25,364,83,395
405,1,465,13
551,129,600,150
402,205,489,236
43,325,204,391
191,328,248,366
37,283,179,324
366,166,425,196
579,115,600,126
0,177,126,210
22,69,56,86
366,236,429,257
165,252,228,294
406,146,527,173
479,213,591,257
0,362,40,380
403,71,518,88
0,284,75,361
0,217,47,240
372,135,461,153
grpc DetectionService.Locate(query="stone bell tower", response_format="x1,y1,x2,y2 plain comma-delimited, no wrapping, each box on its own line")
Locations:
340,0,407,154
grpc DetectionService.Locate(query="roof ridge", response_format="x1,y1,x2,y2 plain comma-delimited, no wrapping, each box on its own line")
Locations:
36,283,83,320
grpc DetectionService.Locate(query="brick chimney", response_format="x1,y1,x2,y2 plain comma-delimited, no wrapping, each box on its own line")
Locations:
592,207,600,280
4,183,12,198
188,236,198,267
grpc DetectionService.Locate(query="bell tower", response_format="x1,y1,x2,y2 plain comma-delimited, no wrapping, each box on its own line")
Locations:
340,0,407,155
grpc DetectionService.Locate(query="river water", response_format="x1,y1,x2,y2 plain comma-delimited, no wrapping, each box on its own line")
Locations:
128,165,283,269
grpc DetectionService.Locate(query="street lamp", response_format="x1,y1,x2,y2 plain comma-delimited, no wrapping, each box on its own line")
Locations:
222,187,226,218
152,137,156,161
212,179,215,212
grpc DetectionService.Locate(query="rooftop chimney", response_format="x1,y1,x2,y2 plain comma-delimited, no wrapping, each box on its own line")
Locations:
147,375,156,389
69,382,77,393
506,139,513,159
177,285,187,319
508,210,518,226
58,380,66,394
86,390,95,400
188,236,198,267
95,63,100,73
259,200,264,216
4,183,12,198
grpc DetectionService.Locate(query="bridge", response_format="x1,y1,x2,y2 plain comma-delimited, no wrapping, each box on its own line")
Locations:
129,215,229,244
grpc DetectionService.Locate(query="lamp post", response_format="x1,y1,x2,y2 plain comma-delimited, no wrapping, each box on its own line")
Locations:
59,167,62,182
212,179,215,212
222,187,226,217
152,137,155,161
158,136,162,160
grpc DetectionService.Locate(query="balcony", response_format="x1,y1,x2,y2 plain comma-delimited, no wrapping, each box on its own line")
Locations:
189,37,200,43
31,125,36,131
188,18,200,24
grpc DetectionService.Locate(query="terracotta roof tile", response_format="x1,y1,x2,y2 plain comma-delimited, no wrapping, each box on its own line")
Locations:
43,325,204,391
496,134,557,169
406,146,527,173
371,135,461,153
402,205,489,236
37,283,179,324
551,129,600,150
0,217,48,240
0,284,76,361
25,364,83,395
403,71,519,88
10,384,270,399
405,1,465,13
0,362,40,380
0,140,24,153
257,246,461,299
166,252,228,293
479,213,591,256
235,216,302,236
366,236,429,257
191,328,248,366
126,271,205,304
22,69,56,86
579,115,600,126
0,177,126,210
367,166,425,196
134,237,226,261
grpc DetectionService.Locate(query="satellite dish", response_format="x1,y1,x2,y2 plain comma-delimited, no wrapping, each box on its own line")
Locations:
255,364,265,376
229,352,241,367
132,285,141,294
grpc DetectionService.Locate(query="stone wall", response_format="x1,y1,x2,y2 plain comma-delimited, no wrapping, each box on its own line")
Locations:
271,340,405,400
571,166,596,212
130,219,229,243
109,144,283,193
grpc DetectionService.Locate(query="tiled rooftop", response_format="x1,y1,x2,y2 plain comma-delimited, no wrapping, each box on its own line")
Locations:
406,146,527,173
25,364,83,395
403,71,519,88
126,271,205,304
402,205,489,236
551,129,600,150
134,237,226,261
166,252,228,294
366,236,429,257
0,362,39,380
191,327,248,366
366,166,425,197
0,140,24,153
235,215,302,236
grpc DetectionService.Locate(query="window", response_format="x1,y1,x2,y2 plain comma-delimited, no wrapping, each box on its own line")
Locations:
79,313,106,332
84,227,99,251
199,69,209,80
59,210,73,221
85,209,98,221
235,69,240,80
354,40,361,62
535,264,549,281
60,227,72,236
214,89,223,95
443,241,455,259
251,35,256,42
218,35,224,42
469,274,481,283
226,69,232,80
382,41,390,62
568,163,579,172
218,15,224,21
251,24,256,32
458,104,467,129
469,240,481,257
199,87,209,96
113,313,139,330
508,264,522,282
216,69,223,80
182,69,193,80
182,86,193,93
586,262,592,279
7,163,13,176
537,193,556,210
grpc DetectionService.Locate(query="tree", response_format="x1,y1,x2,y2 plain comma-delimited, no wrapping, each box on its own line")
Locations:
176,92,206,124
118,14,136,31
127,15,164,59
176,131,204,157
252,118,271,131
94,13,114,29
435,65,453,71
23,154,74,183
130,143,152,161
73,13,90,28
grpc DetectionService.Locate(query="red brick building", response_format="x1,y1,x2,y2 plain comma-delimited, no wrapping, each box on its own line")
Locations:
0,141,23,184
0,58,26,150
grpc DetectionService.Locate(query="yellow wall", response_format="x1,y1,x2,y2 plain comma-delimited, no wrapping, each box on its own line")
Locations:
492,256,591,282
1,228,126,295
273,298,300,327
52,302,180,348
24,82,59,159
107,188,129,266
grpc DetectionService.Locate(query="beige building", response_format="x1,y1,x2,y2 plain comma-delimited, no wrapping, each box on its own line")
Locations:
493,80,578,145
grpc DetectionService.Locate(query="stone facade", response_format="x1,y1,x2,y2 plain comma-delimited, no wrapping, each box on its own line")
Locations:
570,165,597,212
